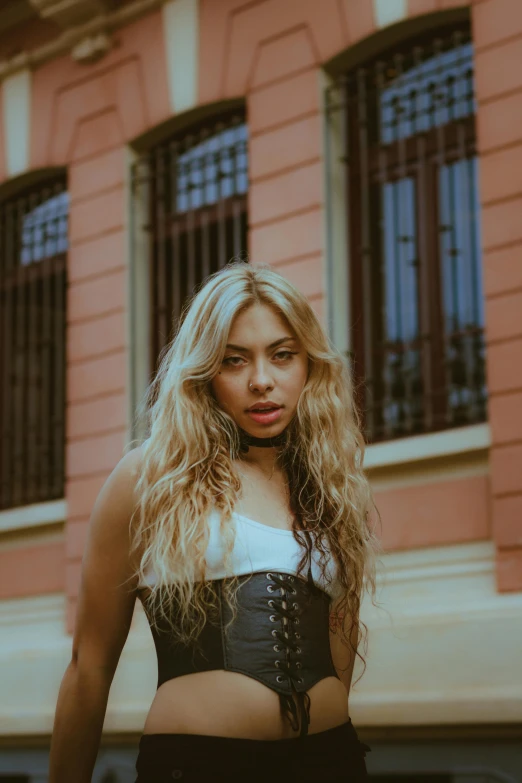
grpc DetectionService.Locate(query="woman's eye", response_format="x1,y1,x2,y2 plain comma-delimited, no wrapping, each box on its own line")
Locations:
223,356,244,367
222,351,297,367
274,350,297,361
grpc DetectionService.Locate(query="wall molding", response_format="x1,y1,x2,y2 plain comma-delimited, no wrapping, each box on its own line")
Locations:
364,422,491,470
29,0,111,29
0,0,165,79
0,593,64,628
353,540,522,725
2,542,522,734
0,499,67,535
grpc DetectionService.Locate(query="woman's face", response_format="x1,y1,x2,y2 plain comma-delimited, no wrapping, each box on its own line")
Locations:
211,303,308,438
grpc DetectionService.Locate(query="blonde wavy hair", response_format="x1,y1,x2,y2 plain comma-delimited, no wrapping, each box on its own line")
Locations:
131,261,382,682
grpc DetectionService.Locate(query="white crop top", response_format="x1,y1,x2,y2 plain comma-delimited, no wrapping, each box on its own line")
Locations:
140,509,341,600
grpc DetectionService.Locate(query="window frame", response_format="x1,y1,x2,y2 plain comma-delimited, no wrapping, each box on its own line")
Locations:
0,175,68,511
330,24,486,445
131,110,249,377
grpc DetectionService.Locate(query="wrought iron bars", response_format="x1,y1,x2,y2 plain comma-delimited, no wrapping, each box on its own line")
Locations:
326,27,487,443
0,178,68,509
131,113,248,370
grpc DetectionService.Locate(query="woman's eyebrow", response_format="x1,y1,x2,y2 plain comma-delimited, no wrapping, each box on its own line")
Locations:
225,336,297,352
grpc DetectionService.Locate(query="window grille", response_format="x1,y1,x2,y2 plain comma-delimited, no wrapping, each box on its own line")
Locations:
0,178,68,510
326,27,487,443
131,112,248,369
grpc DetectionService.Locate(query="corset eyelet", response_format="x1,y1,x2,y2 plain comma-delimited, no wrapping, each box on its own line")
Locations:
267,585,274,593
296,662,302,669
269,614,277,622
273,644,281,652
276,675,285,683
275,660,281,668
293,618,300,625
298,678,304,684
266,572,273,580
268,599,275,608
288,576,295,581
272,629,278,637
293,602,299,610
296,647,302,654
295,633,301,639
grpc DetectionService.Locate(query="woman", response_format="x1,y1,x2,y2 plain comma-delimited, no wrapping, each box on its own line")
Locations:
49,262,381,783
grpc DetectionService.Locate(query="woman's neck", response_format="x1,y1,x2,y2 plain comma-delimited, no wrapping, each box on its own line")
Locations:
239,447,279,477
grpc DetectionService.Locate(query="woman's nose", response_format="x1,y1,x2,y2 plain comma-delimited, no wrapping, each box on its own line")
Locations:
249,365,274,392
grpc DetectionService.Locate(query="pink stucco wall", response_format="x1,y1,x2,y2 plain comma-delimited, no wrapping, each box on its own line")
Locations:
0,540,65,600
27,10,172,625
473,0,522,588
1,0,521,622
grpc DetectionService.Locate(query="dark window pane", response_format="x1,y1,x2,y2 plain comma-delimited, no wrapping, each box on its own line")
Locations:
379,177,424,437
0,179,67,510
439,156,487,425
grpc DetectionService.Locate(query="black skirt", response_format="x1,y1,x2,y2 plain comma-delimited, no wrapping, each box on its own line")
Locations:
134,718,371,783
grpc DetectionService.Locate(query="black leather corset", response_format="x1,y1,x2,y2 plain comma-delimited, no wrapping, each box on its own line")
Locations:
142,570,340,737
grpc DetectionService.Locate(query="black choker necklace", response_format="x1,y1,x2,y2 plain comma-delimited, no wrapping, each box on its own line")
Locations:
238,429,287,454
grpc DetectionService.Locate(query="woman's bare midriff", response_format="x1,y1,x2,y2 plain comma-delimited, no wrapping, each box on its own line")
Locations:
142,671,350,739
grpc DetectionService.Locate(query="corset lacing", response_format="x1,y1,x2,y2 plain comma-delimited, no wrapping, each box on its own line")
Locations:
266,571,312,737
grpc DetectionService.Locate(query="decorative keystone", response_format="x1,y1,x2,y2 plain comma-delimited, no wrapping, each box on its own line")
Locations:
28,0,110,29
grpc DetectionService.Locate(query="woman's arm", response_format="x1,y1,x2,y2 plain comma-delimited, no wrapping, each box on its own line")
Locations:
329,598,360,701
48,447,143,783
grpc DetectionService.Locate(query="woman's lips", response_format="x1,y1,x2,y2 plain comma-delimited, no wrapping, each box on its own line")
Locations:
246,407,282,424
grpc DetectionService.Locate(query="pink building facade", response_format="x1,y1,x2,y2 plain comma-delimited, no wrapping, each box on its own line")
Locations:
0,0,521,780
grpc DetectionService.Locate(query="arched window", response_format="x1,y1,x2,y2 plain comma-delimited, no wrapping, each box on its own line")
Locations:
327,25,486,444
0,177,68,509
132,111,248,370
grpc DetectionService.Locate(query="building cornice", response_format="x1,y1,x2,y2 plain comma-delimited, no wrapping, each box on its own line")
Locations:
0,0,165,72
0,2,36,35
28,0,110,29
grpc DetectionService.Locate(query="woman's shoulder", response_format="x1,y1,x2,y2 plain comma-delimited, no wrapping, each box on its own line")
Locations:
93,442,147,520
118,442,147,480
